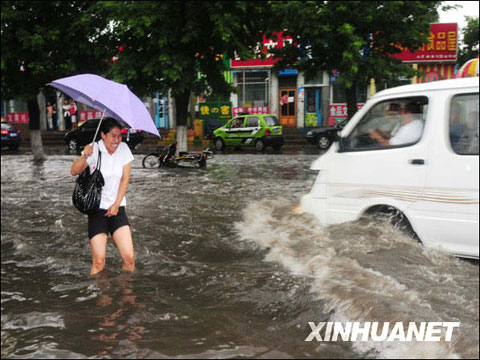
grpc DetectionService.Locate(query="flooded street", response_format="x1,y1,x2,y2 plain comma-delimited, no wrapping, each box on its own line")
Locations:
1,152,478,359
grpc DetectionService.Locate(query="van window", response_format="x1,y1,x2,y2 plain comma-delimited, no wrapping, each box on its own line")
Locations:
449,93,479,155
342,97,428,151
245,116,260,127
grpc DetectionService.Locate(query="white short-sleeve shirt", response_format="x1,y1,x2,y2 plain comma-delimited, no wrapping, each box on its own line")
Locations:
86,140,134,209
390,119,424,146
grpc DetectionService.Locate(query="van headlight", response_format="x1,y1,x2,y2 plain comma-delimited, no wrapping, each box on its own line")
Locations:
306,131,313,136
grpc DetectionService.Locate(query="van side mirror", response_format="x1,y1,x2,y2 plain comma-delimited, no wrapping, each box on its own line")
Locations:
336,133,346,152
333,131,341,143
332,131,345,152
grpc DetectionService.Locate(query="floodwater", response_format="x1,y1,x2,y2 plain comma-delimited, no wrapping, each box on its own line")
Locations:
1,152,478,359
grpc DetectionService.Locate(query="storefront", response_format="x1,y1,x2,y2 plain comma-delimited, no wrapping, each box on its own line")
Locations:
302,71,329,127
328,78,368,126
229,33,331,129
154,92,170,129
231,69,271,116
278,69,297,127
230,32,302,127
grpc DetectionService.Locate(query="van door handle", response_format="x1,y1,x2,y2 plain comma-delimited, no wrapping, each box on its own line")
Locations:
409,159,425,165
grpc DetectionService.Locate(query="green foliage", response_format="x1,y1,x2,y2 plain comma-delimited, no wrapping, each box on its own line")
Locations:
267,1,441,116
97,1,268,100
1,1,112,99
457,16,479,67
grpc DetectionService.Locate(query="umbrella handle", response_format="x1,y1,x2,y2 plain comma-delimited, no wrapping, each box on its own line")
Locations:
91,109,107,145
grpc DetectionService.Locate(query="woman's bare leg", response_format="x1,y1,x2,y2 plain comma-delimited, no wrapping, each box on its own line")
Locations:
90,233,108,275
112,225,135,272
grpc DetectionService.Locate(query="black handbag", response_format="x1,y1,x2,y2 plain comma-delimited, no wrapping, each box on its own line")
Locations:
72,145,105,214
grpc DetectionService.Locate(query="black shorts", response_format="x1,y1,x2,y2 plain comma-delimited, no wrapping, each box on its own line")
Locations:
88,206,130,240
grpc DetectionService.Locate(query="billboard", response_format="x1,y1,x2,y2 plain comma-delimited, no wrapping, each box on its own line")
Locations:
230,33,293,68
390,23,457,63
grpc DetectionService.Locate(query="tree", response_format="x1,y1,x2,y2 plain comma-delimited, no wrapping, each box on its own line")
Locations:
268,1,441,120
98,1,269,152
1,1,111,160
457,16,479,68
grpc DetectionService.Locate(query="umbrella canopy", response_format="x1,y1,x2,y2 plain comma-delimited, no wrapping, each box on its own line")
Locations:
423,71,443,83
456,57,479,78
48,74,160,137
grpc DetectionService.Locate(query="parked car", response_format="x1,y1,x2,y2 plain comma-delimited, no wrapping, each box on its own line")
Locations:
213,113,284,151
301,77,479,259
305,118,348,150
64,118,144,150
1,122,22,150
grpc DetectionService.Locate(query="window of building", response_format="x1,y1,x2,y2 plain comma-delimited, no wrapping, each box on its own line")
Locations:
7,99,28,113
304,70,326,85
331,82,367,104
306,88,317,113
278,75,297,88
234,70,269,108
342,96,428,151
450,93,479,155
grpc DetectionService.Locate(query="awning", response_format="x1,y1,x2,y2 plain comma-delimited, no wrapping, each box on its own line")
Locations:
456,57,479,78
423,71,443,83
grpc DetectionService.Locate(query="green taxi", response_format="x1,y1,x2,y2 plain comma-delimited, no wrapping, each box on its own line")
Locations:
213,114,284,151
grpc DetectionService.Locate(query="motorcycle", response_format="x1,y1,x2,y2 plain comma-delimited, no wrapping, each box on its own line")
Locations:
142,142,213,169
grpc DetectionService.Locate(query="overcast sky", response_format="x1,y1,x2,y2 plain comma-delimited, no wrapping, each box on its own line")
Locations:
438,1,479,34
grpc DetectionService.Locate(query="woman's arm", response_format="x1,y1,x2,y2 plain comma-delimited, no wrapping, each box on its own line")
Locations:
105,162,132,217
70,144,93,176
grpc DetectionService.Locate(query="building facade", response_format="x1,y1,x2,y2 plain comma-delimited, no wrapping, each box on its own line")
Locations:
3,24,459,133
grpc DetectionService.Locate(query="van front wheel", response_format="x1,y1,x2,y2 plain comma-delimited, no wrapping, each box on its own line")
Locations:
362,206,420,242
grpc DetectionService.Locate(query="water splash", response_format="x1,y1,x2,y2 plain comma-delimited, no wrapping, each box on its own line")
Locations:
236,198,478,359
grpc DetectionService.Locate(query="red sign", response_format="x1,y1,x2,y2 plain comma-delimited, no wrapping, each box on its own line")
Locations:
231,33,293,68
391,23,457,63
328,104,364,125
79,110,104,123
232,107,270,116
7,112,29,123
329,104,364,118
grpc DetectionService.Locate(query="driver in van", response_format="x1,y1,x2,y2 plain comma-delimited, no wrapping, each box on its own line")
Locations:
369,102,423,146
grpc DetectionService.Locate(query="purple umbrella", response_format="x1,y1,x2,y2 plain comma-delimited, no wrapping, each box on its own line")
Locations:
48,74,160,140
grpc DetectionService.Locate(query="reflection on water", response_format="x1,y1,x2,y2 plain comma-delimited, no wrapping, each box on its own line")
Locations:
1,154,478,359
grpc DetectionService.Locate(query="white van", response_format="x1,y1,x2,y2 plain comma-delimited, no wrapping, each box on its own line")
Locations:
301,77,479,259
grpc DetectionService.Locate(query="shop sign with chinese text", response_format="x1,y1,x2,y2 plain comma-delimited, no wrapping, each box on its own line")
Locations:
328,104,364,126
231,32,293,68
78,110,106,126
199,102,232,121
390,23,457,63
7,112,29,123
232,107,270,117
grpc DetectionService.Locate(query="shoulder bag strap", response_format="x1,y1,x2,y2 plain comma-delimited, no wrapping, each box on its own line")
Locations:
95,142,102,171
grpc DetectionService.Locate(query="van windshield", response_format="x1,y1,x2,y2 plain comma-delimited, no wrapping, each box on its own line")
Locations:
264,116,280,127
